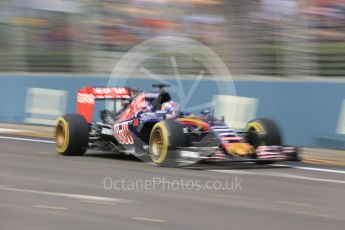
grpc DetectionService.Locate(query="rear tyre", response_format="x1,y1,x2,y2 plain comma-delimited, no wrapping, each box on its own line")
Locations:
149,120,186,167
245,118,282,165
55,114,89,156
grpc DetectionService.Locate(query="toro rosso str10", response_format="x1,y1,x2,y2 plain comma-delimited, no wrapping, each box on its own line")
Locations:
55,84,298,167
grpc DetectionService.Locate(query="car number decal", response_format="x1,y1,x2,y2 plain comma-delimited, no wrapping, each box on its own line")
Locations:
114,123,134,145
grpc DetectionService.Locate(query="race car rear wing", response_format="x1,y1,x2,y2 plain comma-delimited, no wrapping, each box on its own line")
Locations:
77,87,131,123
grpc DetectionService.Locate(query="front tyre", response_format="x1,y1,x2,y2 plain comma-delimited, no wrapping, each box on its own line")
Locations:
245,118,282,146
245,118,282,164
55,114,89,156
149,120,186,167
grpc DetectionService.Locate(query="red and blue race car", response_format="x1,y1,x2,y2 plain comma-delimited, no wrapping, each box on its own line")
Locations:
55,84,298,167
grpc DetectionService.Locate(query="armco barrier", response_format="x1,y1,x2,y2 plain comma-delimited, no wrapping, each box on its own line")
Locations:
0,75,344,149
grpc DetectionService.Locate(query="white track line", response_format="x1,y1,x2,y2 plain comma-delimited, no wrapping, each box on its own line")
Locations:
275,164,345,174
0,136,54,144
276,200,311,207
131,217,166,223
210,170,345,184
0,128,31,133
80,200,114,205
33,205,67,210
265,172,345,184
1,135,345,176
0,185,132,203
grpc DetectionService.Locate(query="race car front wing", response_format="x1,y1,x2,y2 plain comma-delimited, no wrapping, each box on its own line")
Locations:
176,146,298,166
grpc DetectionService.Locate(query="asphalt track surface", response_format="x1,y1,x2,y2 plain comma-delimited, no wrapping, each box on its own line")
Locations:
0,136,344,230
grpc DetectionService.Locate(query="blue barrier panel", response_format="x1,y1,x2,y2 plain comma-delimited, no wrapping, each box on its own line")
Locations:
1,75,344,148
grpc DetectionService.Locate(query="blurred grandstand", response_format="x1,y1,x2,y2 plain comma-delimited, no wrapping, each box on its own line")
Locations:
0,0,344,77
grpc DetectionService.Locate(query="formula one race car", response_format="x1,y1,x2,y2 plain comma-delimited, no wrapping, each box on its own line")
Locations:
55,84,298,167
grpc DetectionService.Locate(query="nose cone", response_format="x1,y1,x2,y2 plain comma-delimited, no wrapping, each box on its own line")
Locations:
225,143,255,157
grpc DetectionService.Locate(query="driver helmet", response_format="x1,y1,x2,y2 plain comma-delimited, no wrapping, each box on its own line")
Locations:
161,101,179,118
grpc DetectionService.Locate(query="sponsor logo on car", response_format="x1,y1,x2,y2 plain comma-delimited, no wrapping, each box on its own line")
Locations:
101,128,113,136
114,123,134,145
77,93,95,104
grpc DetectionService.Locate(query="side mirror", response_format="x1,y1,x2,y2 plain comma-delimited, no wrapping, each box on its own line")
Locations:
156,110,167,115
201,109,210,115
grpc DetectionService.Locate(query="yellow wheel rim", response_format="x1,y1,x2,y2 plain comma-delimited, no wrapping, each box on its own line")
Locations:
246,122,265,133
246,121,266,145
55,118,69,153
149,123,168,164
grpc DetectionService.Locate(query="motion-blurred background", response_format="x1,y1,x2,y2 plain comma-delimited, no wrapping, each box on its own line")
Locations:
0,0,344,76
0,0,345,148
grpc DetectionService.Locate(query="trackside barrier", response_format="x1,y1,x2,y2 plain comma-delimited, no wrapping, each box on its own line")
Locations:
0,75,344,149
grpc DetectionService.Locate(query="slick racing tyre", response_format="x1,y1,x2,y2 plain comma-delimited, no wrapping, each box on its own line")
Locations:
245,118,282,164
245,118,282,146
149,120,186,167
55,114,89,156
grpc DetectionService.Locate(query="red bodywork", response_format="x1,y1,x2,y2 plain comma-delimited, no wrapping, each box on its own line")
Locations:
77,87,131,123
116,93,146,122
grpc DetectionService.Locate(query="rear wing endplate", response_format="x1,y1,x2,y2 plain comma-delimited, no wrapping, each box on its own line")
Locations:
77,87,131,123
